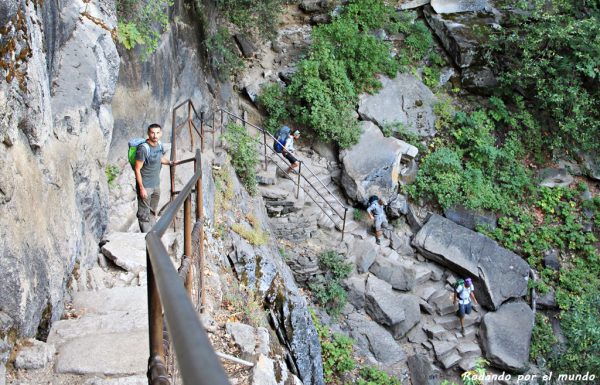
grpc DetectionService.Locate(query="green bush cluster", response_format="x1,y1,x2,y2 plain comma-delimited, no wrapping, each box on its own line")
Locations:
105,164,120,188
258,0,437,149
311,309,400,385
488,1,600,154
308,251,352,316
407,102,532,213
222,123,260,195
205,27,245,80
215,0,288,40
530,313,558,362
116,0,173,59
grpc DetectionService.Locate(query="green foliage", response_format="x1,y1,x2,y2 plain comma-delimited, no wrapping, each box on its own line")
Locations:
395,11,434,65
551,291,600,377
312,310,355,384
105,164,120,188
488,2,600,153
222,123,260,195
232,213,268,246
215,0,287,40
357,366,401,385
530,313,558,362
461,358,489,385
308,251,352,316
257,83,288,134
353,208,364,222
206,27,245,80
116,0,173,59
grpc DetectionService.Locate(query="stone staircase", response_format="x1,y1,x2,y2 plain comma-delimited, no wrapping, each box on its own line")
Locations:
8,232,182,385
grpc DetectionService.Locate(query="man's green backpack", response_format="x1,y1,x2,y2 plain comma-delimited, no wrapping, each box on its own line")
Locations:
453,279,465,293
128,138,147,170
128,138,164,170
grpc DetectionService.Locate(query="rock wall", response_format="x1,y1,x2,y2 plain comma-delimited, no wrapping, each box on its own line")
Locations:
0,0,119,338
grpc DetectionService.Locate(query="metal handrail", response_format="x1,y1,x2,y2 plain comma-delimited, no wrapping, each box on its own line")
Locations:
211,107,349,238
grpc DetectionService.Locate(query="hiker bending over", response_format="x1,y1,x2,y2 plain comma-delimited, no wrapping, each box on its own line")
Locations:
453,277,478,333
134,123,171,232
284,130,301,174
367,197,388,245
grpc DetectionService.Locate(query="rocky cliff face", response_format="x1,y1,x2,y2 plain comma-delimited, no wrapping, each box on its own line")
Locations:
0,0,119,339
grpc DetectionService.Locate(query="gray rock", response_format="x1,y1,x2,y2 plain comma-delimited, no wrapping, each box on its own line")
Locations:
439,351,462,369
14,339,55,369
536,287,557,310
358,74,438,137
256,327,270,355
344,276,367,309
386,194,409,219
461,67,498,95
234,34,257,58
407,354,439,385
424,5,498,68
413,214,530,310
538,168,574,188
252,355,278,385
398,0,431,10
0,363,4,385
226,322,257,355
100,232,147,273
431,0,490,14
444,204,496,230
369,257,416,291
423,323,447,340
365,276,406,327
480,302,534,373
582,151,600,180
348,239,378,274
300,0,327,13
543,249,560,271
346,312,406,365
340,121,418,204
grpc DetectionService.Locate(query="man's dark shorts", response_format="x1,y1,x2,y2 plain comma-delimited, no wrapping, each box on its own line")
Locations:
458,302,472,317
284,152,297,164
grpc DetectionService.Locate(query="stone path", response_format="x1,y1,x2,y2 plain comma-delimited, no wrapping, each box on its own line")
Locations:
255,146,486,383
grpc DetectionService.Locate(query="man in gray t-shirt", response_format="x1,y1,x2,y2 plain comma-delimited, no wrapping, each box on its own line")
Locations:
134,124,171,232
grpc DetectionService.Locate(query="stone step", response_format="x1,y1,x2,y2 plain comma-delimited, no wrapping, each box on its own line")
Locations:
55,331,148,376
434,313,479,331
439,351,461,370
72,286,148,315
413,264,433,285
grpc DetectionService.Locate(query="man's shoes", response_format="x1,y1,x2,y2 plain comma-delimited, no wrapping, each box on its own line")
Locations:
376,238,381,245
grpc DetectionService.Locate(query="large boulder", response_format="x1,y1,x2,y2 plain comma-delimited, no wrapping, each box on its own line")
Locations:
346,312,406,365
443,205,497,230
480,302,534,373
358,74,437,137
413,214,530,310
340,121,418,204
369,257,416,291
364,276,421,339
1,0,119,339
423,5,499,69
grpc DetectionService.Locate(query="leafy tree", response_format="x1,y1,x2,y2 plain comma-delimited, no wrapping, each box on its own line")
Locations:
116,0,173,58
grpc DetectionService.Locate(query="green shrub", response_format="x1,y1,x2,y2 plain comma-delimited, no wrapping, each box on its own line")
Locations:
311,310,356,384
530,313,558,362
205,27,245,80
215,0,287,40
487,2,600,154
308,251,352,316
105,164,120,188
116,0,173,59
257,83,288,135
357,366,401,385
222,123,259,195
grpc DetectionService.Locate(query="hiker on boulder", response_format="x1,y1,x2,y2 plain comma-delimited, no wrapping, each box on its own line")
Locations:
134,123,171,232
453,277,478,333
283,129,301,174
367,196,388,245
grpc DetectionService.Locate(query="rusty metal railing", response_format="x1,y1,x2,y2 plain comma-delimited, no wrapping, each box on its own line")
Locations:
203,107,349,239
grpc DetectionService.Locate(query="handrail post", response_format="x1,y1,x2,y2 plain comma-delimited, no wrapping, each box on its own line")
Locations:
296,161,302,199
195,149,206,312
220,109,224,138
147,249,165,362
212,112,216,153
184,196,192,295
170,108,177,204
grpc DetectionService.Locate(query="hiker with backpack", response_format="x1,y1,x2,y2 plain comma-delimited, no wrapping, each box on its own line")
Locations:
132,123,172,232
273,125,300,174
367,196,388,245
453,277,478,333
